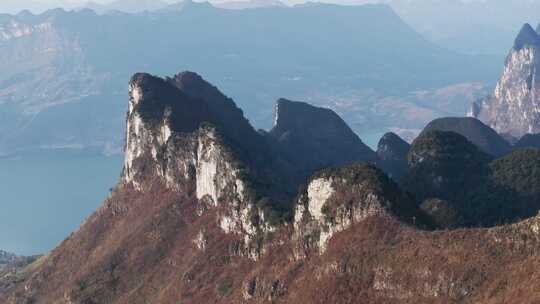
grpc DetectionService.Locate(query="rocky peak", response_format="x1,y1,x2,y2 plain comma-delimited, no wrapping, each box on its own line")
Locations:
269,98,377,181
271,98,351,134
293,163,422,255
123,72,214,187
167,71,267,161
514,23,540,50
124,72,294,258
472,23,540,138
128,72,214,132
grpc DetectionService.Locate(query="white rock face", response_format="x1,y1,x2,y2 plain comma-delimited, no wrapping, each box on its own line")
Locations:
124,83,151,187
195,131,224,205
294,177,337,252
122,78,274,259
473,46,540,137
294,176,389,254
306,178,335,221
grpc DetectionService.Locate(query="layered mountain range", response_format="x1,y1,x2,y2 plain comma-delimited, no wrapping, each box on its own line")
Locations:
0,3,499,155
472,23,540,139
4,72,540,303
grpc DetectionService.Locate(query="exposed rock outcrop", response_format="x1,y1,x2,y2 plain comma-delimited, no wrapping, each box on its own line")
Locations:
123,72,279,259
472,23,540,138
294,164,422,256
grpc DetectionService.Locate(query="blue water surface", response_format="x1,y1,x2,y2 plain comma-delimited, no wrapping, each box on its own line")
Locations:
0,150,123,255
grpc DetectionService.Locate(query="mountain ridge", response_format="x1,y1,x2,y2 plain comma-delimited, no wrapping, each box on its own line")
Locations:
4,72,540,303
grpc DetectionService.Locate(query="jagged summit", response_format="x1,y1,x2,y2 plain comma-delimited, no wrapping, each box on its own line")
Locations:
514,23,540,50
294,163,428,254
128,73,214,132
472,23,540,138
129,71,268,164
166,71,266,157
421,117,512,157
125,71,290,207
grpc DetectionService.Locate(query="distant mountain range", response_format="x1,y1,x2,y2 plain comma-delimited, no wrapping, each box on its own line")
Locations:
0,2,500,155
2,0,539,57
83,0,170,14
213,0,286,10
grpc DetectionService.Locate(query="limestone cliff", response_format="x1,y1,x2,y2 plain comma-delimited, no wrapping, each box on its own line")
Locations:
123,72,277,258
472,24,540,137
294,164,421,256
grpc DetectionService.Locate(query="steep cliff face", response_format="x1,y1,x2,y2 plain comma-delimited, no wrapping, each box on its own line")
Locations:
293,164,421,255
123,72,278,259
472,24,540,137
